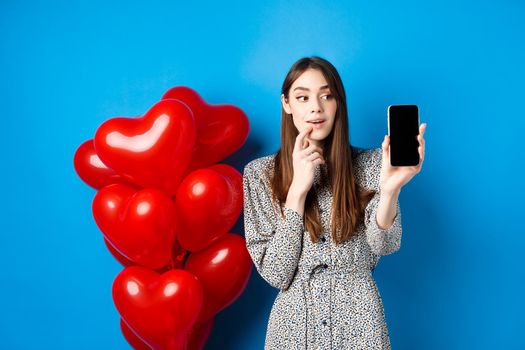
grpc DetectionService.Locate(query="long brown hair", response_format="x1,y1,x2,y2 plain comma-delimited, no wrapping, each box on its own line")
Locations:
270,56,375,245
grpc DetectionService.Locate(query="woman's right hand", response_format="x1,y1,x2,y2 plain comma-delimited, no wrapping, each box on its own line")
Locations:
289,125,325,196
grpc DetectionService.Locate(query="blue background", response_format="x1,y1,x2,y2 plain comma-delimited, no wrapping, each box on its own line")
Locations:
1,0,523,349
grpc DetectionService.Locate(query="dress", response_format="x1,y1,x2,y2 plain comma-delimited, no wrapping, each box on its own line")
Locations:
242,146,402,350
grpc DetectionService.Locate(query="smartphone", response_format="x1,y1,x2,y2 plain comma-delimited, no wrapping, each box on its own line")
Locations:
387,105,420,166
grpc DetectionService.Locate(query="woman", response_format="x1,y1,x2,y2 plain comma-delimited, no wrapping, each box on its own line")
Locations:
242,56,426,349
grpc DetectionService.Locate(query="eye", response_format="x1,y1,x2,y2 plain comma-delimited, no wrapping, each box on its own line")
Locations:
296,96,308,102
321,94,333,100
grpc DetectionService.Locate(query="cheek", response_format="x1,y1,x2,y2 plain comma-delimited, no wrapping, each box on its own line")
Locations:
328,106,337,123
292,116,304,129
290,108,309,122
327,114,337,129
291,104,308,117
329,102,337,114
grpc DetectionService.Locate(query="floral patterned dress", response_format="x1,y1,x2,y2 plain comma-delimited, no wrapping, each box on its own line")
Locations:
242,146,402,349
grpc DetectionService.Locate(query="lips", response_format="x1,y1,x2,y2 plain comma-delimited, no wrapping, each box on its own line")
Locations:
307,119,326,128
307,119,326,124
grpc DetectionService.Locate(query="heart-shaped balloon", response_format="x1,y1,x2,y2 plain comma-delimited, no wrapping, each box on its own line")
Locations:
121,316,213,350
93,183,178,270
184,317,214,350
103,237,186,272
161,86,249,171
209,163,243,203
120,318,150,350
73,139,130,189
104,237,136,267
94,99,196,196
184,233,253,322
175,164,243,252
113,267,203,350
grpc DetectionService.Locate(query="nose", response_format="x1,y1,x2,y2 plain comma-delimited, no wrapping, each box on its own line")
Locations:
310,97,323,114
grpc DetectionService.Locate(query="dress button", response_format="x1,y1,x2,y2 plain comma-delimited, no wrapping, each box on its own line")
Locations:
320,236,326,242
322,264,328,269
322,320,327,326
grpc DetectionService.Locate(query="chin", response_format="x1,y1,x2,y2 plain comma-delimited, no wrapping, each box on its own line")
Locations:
311,131,328,139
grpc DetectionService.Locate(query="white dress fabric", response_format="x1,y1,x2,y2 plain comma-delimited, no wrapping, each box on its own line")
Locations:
242,146,402,350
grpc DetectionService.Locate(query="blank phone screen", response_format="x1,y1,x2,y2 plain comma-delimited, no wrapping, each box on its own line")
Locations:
388,105,420,166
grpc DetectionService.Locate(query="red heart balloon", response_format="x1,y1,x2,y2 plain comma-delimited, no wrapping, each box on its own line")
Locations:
103,237,187,272
73,139,130,189
161,86,250,171
121,286,214,350
113,267,203,350
120,318,150,350
93,183,177,270
209,163,243,205
175,164,243,252
184,233,253,323
94,99,196,196
104,237,136,267
184,317,214,350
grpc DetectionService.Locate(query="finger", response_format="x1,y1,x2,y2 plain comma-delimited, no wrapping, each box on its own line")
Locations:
382,135,390,163
295,125,313,150
419,135,425,161
302,144,323,157
303,143,323,153
418,134,425,147
312,158,325,167
302,138,309,149
382,135,390,149
306,151,324,162
420,122,427,136
418,143,425,165
304,133,318,149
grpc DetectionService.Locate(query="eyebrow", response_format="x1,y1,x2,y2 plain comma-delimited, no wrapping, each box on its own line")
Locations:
293,85,330,92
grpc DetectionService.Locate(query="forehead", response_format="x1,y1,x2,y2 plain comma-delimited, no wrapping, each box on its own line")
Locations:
291,68,330,92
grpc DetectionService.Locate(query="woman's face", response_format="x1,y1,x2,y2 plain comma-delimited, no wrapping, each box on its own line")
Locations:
281,68,337,148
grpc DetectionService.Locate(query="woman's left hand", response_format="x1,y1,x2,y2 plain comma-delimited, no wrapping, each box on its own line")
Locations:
379,123,427,195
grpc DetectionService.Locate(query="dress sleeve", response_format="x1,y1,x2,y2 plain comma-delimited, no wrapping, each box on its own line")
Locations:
361,147,403,256
364,192,402,256
242,161,304,291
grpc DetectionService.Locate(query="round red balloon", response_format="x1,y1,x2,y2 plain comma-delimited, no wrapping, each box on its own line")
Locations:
113,266,203,350
94,99,196,197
